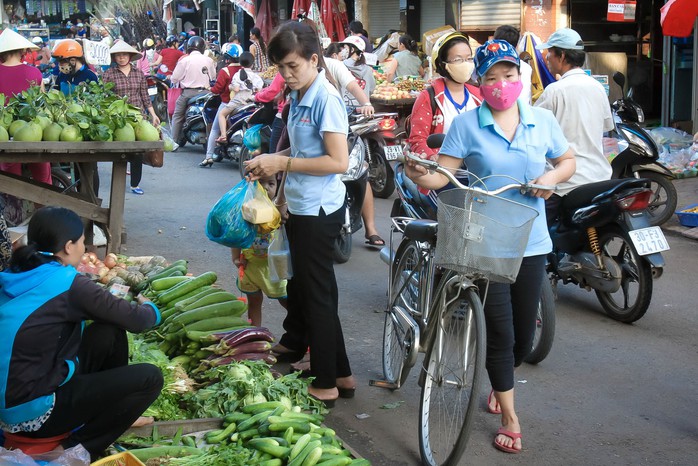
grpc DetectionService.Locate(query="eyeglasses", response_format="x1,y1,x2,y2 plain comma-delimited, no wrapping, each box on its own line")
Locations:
445,57,474,64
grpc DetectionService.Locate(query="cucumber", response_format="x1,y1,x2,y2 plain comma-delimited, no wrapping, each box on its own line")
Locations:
288,440,322,466
317,456,351,466
184,316,249,332
259,459,283,466
348,460,371,466
134,260,187,292
179,291,240,313
248,438,290,458
224,412,252,424
242,401,286,415
238,428,259,441
156,272,217,305
206,421,236,444
151,276,192,291
129,446,201,461
172,301,247,327
301,445,322,466
268,420,311,434
173,288,222,312
237,409,275,432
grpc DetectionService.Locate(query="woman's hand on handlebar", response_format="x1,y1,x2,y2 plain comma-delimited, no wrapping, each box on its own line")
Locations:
358,103,375,117
530,172,559,199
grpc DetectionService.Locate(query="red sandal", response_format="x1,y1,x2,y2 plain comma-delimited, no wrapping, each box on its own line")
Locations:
493,427,522,454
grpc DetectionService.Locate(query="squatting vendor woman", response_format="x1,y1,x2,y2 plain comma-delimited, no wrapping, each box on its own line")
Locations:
406,40,575,454
0,207,163,460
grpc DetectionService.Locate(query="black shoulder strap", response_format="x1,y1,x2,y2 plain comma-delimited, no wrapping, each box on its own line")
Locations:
427,86,436,116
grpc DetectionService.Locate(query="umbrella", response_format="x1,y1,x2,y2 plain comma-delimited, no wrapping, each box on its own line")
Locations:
520,32,556,103
292,0,311,20
321,0,346,42
307,1,329,40
661,0,698,38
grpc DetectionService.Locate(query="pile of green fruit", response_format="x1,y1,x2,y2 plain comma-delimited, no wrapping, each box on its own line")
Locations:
0,82,162,143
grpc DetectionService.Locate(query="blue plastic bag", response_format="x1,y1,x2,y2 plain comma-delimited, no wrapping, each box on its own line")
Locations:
206,179,257,248
243,124,263,150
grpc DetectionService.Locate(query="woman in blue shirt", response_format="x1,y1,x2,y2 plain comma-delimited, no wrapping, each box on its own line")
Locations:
407,40,576,454
245,21,354,407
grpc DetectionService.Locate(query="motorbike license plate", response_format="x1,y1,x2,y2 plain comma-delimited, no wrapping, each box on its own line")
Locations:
147,88,158,96
384,145,403,161
628,227,670,256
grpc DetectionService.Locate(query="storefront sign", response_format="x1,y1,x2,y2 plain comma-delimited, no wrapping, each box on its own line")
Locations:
83,40,111,66
607,1,636,22
232,0,255,18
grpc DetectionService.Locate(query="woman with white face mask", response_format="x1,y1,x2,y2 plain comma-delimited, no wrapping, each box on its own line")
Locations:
407,32,482,161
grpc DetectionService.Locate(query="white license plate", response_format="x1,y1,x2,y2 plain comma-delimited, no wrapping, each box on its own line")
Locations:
628,226,670,256
384,145,403,161
147,87,158,96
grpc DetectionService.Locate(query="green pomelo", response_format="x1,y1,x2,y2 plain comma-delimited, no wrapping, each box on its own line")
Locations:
8,120,27,137
114,124,136,142
0,126,9,141
14,122,43,142
43,123,63,141
60,125,81,142
34,115,52,130
134,121,160,142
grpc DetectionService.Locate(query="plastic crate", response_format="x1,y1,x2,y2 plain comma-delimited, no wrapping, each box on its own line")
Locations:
676,204,698,227
91,452,145,466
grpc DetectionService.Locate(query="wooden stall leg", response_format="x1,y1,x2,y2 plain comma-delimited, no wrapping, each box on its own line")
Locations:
107,161,128,254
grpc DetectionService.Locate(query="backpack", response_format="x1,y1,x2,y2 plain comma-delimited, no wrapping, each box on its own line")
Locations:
349,69,366,90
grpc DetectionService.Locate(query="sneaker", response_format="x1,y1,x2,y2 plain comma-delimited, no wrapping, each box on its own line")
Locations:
171,142,180,152
131,187,144,195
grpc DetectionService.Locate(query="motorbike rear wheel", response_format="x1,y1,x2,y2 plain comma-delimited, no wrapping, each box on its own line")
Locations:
595,227,653,323
367,139,395,199
637,171,677,227
238,146,253,179
332,228,352,264
524,277,556,364
153,94,168,124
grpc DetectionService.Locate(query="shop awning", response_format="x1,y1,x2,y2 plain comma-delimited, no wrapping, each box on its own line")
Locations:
661,0,698,38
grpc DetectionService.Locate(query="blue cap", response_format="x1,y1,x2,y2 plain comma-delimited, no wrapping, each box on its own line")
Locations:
536,28,584,51
474,40,520,77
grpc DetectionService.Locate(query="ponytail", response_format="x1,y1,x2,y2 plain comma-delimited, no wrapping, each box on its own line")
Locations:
399,34,419,54
9,243,60,273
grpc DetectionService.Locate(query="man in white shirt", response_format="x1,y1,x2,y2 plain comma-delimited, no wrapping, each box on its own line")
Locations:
494,25,532,104
170,36,216,145
535,27,614,223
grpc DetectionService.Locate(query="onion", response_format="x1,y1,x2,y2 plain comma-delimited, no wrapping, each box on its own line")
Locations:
80,253,91,265
87,252,98,264
104,255,117,269
97,266,110,278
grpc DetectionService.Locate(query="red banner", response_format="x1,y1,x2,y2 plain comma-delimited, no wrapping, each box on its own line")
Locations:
607,1,636,22
233,0,256,18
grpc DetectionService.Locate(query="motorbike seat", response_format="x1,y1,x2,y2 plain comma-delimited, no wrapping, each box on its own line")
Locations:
404,219,438,243
187,91,210,104
562,178,650,212
396,164,438,220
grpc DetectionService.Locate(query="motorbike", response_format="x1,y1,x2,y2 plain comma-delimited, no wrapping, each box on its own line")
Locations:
146,75,170,123
610,71,677,226
548,176,669,323
351,112,405,199
332,113,370,264
177,91,215,150
212,101,260,166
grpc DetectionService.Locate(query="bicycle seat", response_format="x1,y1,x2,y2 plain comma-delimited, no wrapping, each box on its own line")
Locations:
404,219,438,243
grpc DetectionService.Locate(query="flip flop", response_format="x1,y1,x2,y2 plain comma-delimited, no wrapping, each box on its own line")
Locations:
493,427,522,454
365,234,385,247
487,389,502,414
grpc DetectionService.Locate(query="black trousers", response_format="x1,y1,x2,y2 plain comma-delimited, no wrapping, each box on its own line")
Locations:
25,323,163,460
483,255,546,392
279,207,352,388
130,155,144,188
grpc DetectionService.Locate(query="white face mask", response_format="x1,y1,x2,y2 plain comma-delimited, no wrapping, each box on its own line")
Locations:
339,47,350,61
146,49,155,62
445,61,475,84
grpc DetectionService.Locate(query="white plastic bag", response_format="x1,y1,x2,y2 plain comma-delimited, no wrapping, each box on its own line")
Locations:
0,444,90,465
268,225,292,282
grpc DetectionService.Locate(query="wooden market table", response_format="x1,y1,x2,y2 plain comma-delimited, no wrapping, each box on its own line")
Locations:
0,141,163,253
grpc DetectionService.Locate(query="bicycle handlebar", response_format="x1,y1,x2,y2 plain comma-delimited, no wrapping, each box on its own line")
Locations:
401,150,556,195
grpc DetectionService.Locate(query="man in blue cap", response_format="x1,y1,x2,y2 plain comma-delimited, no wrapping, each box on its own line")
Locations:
534,28,613,223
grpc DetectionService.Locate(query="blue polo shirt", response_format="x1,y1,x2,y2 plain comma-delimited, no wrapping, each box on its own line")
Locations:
440,100,569,256
286,70,348,216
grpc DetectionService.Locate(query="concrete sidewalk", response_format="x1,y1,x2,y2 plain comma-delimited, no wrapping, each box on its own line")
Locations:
662,176,698,240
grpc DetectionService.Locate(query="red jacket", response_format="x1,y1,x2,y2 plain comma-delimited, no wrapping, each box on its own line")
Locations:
254,73,286,114
210,64,242,103
407,78,482,160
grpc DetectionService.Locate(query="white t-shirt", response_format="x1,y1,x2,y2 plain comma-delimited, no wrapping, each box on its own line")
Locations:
323,57,357,92
535,68,614,196
232,67,263,92
440,89,479,134
520,60,533,105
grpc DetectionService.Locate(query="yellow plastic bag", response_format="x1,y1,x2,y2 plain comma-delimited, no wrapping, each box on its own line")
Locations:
242,181,280,233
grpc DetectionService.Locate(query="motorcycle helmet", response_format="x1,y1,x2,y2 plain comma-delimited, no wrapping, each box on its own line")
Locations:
143,38,155,49
52,39,83,59
186,36,206,54
431,31,470,77
31,36,44,46
166,35,177,46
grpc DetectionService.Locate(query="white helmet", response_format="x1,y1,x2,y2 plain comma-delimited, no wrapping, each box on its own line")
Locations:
340,35,366,53
31,36,44,45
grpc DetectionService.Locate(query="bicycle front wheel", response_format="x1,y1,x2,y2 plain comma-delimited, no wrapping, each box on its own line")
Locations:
419,286,486,466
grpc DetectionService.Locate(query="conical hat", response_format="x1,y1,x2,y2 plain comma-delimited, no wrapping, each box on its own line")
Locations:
109,40,143,61
0,29,40,55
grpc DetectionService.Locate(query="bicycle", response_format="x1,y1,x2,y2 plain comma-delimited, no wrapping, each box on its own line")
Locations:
375,151,551,466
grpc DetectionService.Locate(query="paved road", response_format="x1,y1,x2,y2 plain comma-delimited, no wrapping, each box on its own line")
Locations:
104,147,698,465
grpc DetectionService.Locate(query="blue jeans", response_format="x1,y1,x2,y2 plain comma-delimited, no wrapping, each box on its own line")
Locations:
205,104,225,159
269,116,285,153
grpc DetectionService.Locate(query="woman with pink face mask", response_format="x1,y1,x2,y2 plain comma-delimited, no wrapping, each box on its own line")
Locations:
406,39,576,455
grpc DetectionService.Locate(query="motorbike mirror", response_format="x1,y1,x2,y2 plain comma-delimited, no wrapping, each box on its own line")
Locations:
426,134,445,149
612,72,626,92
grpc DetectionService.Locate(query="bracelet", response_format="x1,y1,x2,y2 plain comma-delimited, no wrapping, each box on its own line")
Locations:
362,103,374,107
286,156,292,172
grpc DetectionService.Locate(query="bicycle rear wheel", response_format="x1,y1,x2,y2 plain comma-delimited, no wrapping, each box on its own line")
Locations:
419,285,485,466
383,240,420,387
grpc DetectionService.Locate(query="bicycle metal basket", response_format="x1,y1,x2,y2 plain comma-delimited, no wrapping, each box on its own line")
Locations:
435,188,539,283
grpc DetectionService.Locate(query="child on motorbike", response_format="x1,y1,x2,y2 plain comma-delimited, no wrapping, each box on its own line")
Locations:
216,52,264,143
231,174,288,326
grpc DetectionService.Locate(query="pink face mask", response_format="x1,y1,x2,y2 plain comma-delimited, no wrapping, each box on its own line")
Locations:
480,80,523,111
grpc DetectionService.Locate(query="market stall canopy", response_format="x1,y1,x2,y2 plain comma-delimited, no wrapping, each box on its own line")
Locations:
0,28,39,54
660,0,698,38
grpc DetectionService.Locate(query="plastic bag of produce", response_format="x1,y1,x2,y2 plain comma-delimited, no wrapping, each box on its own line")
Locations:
206,179,257,248
243,124,263,151
0,444,90,465
268,225,292,282
242,180,279,227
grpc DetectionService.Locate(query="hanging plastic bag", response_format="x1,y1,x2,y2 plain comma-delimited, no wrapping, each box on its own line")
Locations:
161,125,176,153
268,225,293,282
167,86,183,116
0,444,90,465
206,179,257,248
242,181,280,230
243,124,264,151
